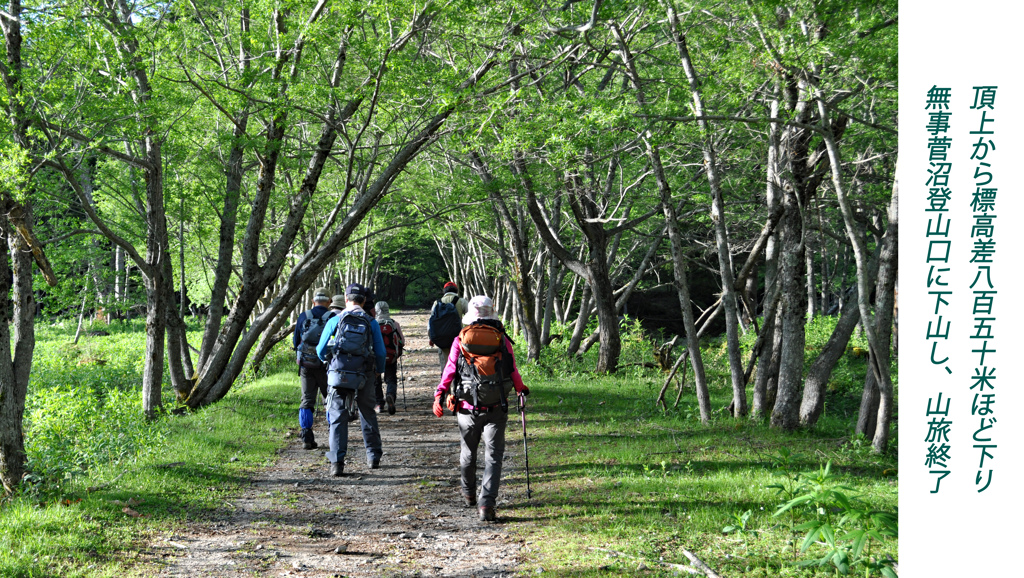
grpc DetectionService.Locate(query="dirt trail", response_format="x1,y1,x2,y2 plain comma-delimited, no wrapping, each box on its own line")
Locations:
148,311,527,578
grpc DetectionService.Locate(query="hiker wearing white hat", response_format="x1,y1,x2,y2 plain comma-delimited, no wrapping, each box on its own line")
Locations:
431,295,530,522
461,295,499,325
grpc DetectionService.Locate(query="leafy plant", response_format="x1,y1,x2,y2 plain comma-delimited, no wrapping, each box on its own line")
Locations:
772,461,897,576
722,509,757,539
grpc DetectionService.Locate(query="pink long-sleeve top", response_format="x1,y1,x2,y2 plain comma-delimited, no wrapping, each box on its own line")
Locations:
435,335,526,410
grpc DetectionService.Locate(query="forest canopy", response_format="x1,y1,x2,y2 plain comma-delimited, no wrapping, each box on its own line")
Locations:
1,0,897,493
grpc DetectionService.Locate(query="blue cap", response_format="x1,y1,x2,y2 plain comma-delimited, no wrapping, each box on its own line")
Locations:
345,283,367,297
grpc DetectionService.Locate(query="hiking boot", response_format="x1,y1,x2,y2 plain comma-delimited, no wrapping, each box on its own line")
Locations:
368,457,380,469
330,461,344,477
386,395,396,415
461,490,477,507
479,506,496,522
301,428,318,450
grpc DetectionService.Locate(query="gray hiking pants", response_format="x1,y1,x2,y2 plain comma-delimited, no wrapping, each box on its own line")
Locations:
325,381,382,465
437,345,450,368
457,408,508,508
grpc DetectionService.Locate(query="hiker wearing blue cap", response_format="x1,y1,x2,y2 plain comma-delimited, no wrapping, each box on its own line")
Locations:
316,283,387,476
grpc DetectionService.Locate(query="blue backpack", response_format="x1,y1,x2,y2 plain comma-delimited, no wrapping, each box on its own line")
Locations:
327,309,374,391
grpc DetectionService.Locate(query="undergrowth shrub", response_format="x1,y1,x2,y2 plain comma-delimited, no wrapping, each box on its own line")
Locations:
517,316,655,380
21,320,169,494
23,386,165,495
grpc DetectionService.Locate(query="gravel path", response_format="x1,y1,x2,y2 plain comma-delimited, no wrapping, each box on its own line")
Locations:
148,310,527,578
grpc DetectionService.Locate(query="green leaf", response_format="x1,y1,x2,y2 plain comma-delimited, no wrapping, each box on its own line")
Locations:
833,555,850,575
820,523,836,547
800,526,820,553
846,530,867,559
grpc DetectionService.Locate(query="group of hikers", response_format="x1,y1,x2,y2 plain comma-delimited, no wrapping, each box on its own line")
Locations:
292,281,528,522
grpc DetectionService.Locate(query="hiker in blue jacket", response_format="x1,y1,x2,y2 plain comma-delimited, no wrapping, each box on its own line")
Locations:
316,283,387,477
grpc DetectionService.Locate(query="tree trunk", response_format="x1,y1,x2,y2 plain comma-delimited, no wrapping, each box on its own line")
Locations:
805,242,816,319
0,215,36,493
469,151,541,360
567,282,592,355
668,10,745,414
588,239,620,373
752,97,782,419
0,2,51,491
769,190,806,430
648,140,710,422
855,172,898,443
140,135,171,418
815,93,897,453
197,111,247,371
799,297,860,426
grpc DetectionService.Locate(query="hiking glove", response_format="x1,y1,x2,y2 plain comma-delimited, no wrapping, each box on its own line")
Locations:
519,386,530,397
445,393,456,412
432,394,444,418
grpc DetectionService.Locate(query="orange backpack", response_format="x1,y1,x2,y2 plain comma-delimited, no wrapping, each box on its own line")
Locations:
455,322,514,410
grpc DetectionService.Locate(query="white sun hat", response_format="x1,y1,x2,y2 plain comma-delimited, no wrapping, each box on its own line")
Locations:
462,295,498,325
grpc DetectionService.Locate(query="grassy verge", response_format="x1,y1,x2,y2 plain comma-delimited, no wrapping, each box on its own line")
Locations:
3,315,896,577
503,320,897,577
0,371,297,577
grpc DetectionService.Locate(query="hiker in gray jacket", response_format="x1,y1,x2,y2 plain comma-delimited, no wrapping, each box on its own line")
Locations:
374,301,405,415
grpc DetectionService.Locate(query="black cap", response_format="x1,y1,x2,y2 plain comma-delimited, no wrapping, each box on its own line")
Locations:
345,283,367,297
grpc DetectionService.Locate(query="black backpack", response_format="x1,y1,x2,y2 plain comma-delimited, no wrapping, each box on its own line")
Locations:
297,309,335,368
428,298,461,349
327,309,375,391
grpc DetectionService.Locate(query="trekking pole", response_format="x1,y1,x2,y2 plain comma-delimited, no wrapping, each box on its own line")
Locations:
517,392,532,499
400,356,407,410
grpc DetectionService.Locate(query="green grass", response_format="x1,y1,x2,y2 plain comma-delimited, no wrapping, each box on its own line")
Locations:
503,318,897,577
2,314,896,577
2,319,297,578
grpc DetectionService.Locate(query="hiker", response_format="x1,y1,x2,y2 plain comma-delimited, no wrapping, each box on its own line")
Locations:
362,286,377,318
428,281,468,368
374,301,405,415
316,283,387,477
432,295,530,521
293,287,338,450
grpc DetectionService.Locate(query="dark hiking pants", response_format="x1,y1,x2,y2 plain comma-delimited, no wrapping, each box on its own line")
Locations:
374,362,399,405
457,408,508,508
299,364,328,430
